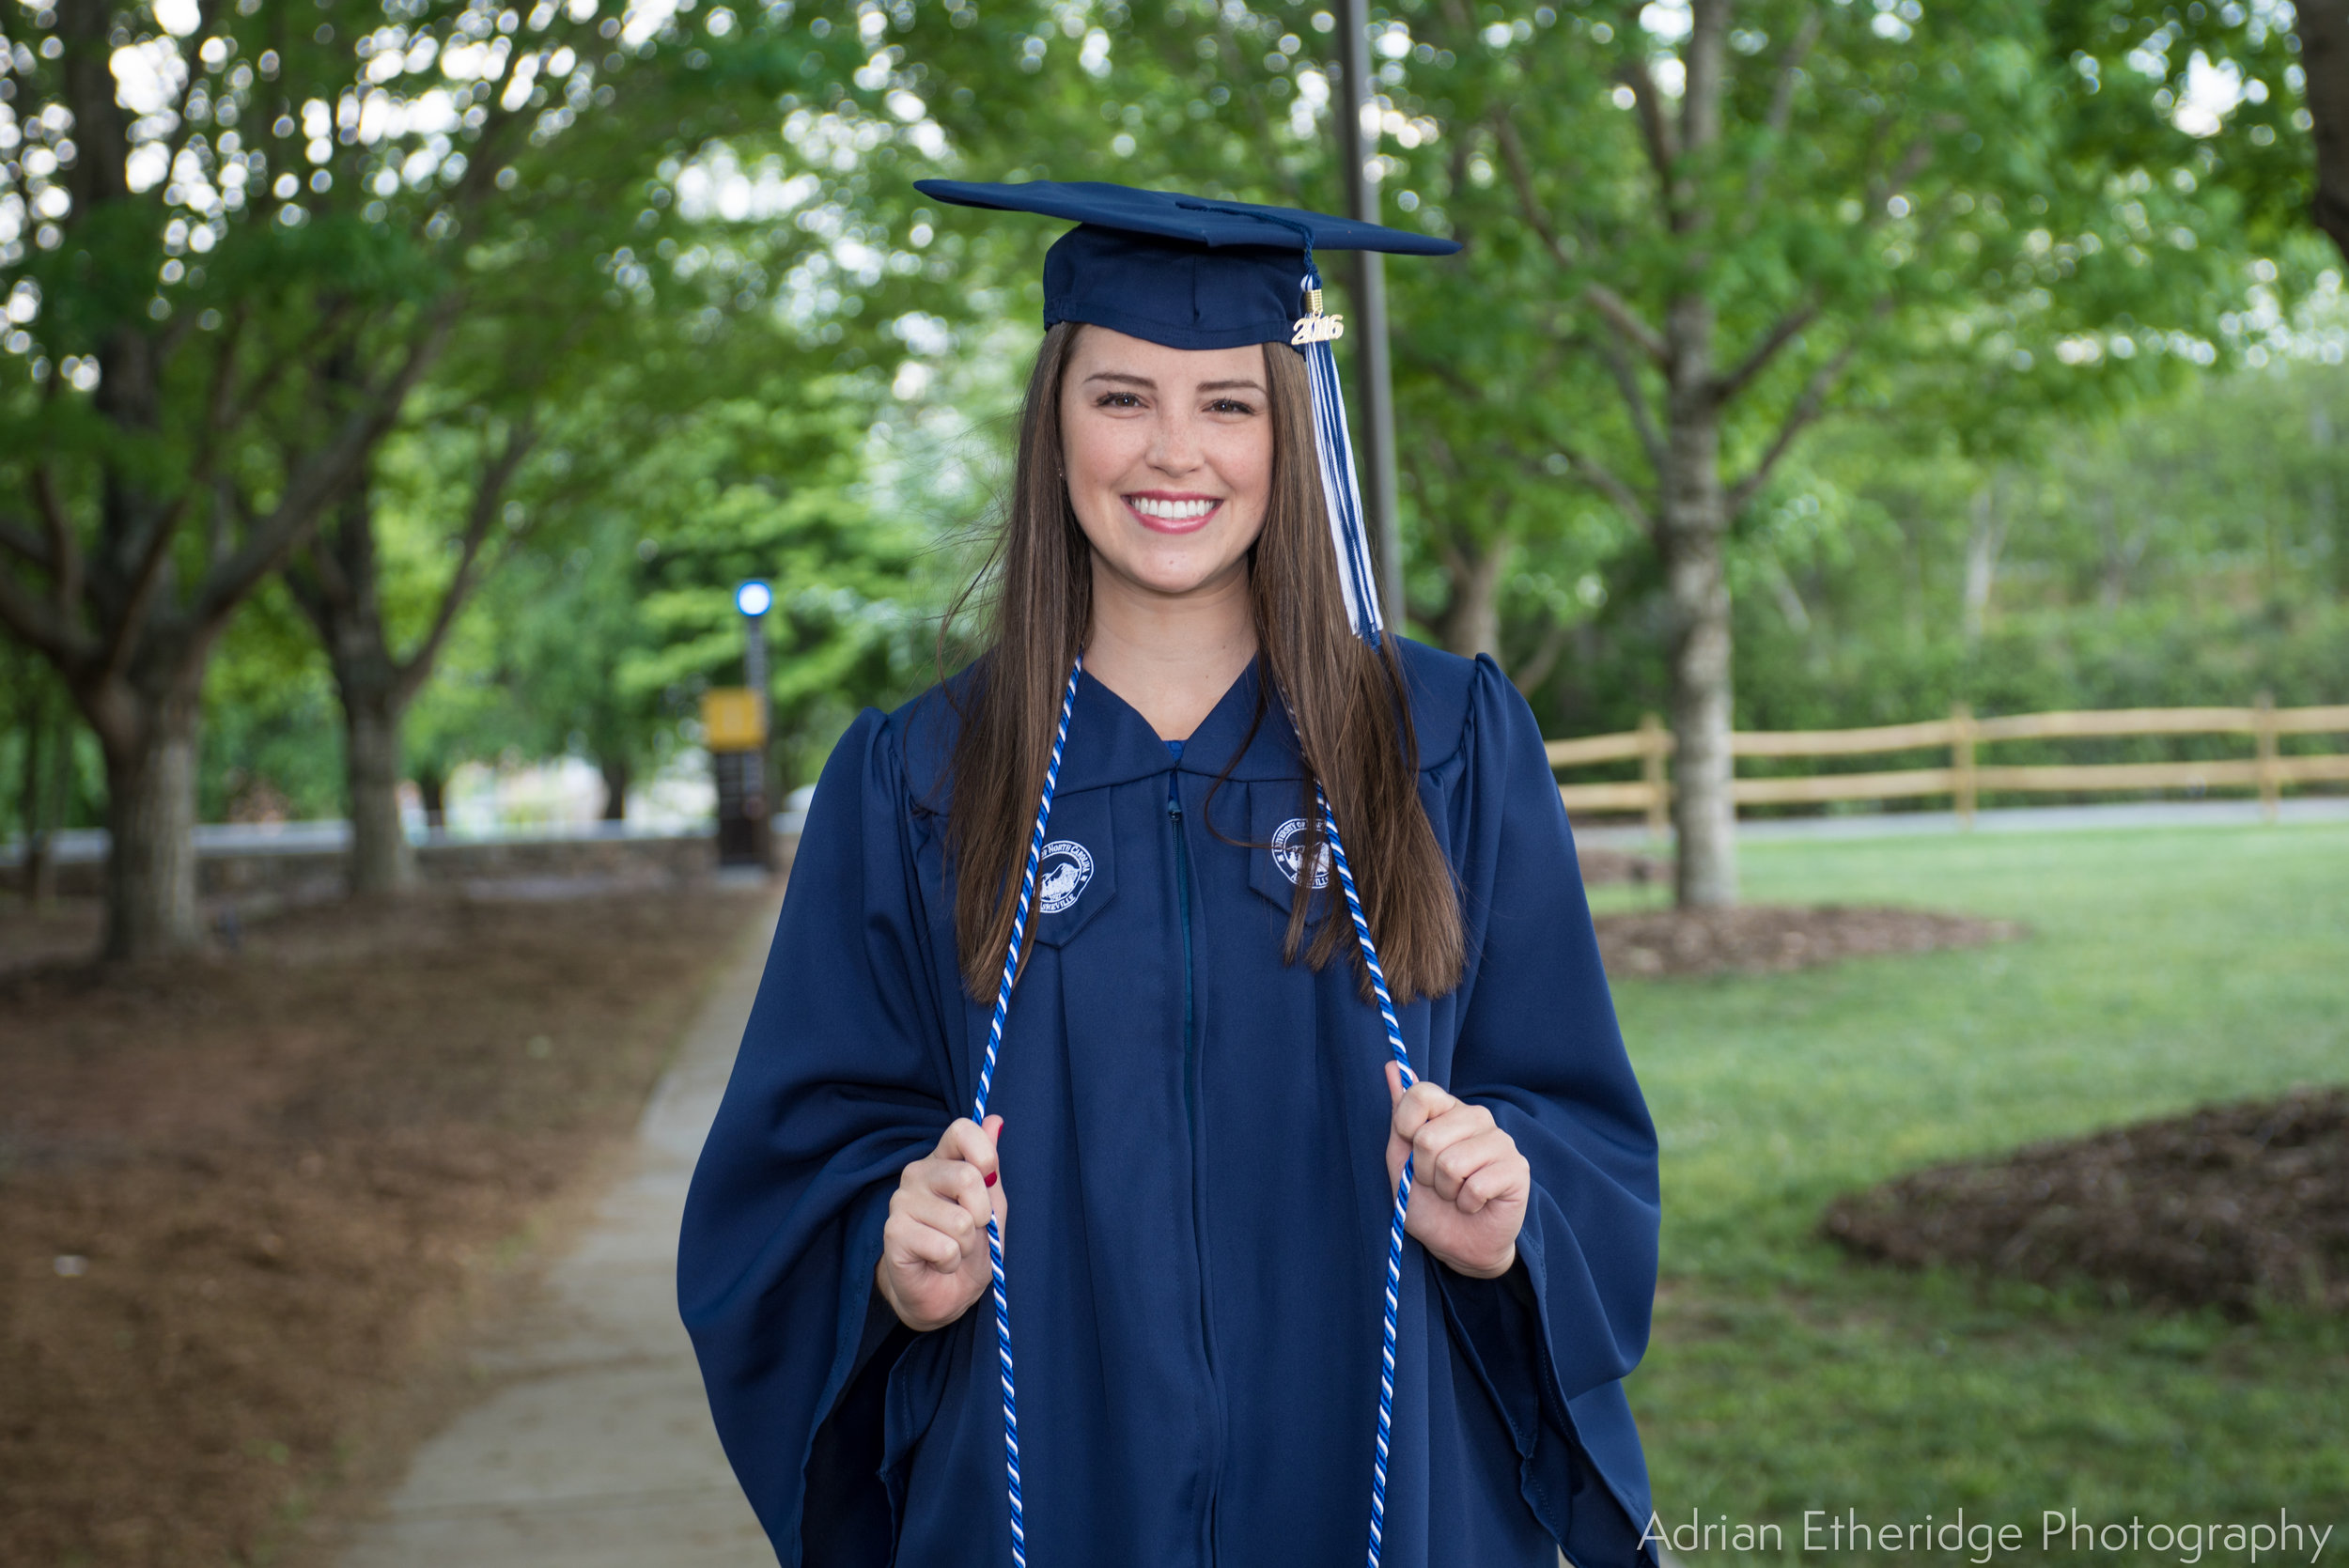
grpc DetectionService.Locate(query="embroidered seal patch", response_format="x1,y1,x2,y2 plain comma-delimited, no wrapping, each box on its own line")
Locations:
1034,840,1095,913
1270,817,1331,889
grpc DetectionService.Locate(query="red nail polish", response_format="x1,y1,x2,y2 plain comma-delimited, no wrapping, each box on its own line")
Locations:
984,1171,998,1188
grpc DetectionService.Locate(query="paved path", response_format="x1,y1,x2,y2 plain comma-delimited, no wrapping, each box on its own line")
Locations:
339,897,782,1568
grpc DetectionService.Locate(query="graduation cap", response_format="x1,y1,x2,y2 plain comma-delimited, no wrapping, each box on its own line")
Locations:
918,178,1455,1568
915,179,1459,647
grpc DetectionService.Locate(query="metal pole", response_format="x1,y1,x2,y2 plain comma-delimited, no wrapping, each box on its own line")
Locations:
742,601,773,868
743,613,769,730
1335,0,1405,629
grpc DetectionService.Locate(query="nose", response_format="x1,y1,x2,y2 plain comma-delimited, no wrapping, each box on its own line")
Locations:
1145,405,1204,477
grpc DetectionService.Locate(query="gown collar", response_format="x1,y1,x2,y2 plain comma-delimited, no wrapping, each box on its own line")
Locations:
1053,656,1309,794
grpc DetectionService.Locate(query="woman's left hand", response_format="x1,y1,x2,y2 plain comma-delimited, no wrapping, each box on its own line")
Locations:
1385,1062,1530,1281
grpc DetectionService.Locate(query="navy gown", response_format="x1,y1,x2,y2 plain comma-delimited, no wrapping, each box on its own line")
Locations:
678,640,1661,1568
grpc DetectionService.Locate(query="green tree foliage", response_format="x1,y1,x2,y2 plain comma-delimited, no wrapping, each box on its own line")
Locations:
405,356,951,835
0,0,862,954
196,576,342,823
1540,352,2349,786
760,0,2302,903
624,374,949,790
16,0,2322,939
1352,0,2282,902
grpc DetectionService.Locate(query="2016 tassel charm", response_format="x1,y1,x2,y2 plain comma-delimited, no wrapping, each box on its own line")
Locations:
1291,284,1347,345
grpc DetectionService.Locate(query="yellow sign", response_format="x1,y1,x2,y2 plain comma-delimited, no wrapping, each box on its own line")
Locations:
702,688,766,751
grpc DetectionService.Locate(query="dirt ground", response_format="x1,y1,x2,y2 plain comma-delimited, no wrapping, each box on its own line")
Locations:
1593,902,2023,978
0,884,771,1568
1570,845,2021,979
1824,1087,2349,1316
1574,846,1672,887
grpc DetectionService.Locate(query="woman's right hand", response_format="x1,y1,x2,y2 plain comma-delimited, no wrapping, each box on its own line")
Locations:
875,1114,1005,1332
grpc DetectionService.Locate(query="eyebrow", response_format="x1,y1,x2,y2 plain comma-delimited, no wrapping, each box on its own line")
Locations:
1082,372,1268,394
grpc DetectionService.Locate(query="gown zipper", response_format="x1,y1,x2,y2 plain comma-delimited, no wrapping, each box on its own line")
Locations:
1171,777,1196,1122
1168,769,1221,1560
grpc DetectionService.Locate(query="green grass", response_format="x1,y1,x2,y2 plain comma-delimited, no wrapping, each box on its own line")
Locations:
1615,823,2349,1562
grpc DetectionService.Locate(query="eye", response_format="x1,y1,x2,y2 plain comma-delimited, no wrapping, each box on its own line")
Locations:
1206,397,1257,415
1095,391,1144,409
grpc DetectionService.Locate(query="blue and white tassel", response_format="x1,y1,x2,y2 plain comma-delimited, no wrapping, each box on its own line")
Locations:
1295,274,1387,647
972,652,1083,1568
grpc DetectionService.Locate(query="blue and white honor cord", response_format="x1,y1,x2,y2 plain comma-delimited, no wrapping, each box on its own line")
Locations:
1315,784,1418,1568
970,652,1083,1568
976,660,1413,1568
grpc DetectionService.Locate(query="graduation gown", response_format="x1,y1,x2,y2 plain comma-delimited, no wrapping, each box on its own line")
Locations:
678,639,1661,1568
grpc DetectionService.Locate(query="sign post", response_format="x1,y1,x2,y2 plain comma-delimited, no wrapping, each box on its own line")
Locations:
708,581,775,870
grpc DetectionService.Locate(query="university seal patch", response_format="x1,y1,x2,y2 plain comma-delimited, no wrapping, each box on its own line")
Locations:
1034,840,1095,914
1270,817,1331,889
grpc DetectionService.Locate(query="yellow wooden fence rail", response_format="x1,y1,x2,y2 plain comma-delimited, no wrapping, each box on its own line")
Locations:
1547,698,2349,830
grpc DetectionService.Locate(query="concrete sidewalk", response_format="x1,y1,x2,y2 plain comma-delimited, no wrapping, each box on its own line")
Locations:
338,897,783,1568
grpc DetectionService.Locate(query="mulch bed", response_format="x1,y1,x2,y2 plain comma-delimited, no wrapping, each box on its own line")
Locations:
1824,1088,2349,1316
0,900,105,978
1575,846,1672,887
0,886,769,1568
1594,904,2022,978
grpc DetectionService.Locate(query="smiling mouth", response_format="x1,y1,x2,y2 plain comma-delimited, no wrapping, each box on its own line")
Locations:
1125,493,1221,530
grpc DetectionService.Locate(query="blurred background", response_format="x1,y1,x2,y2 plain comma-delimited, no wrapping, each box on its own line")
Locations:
1,0,2342,1564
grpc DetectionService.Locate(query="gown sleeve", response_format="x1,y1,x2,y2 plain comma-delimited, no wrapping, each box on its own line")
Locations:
677,706,957,1565
1429,658,1662,1565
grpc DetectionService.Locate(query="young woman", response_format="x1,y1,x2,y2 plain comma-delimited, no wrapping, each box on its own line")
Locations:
678,182,1660,1568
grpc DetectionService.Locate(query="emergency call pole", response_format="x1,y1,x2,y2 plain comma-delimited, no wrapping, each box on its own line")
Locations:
705,580,775,870
1336,0,1404,628
738,578,771,729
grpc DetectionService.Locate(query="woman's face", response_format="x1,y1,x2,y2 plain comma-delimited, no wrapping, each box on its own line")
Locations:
1058,325,1273,605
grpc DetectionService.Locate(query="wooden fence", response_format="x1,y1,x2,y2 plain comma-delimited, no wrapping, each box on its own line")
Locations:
1547,700,2349,831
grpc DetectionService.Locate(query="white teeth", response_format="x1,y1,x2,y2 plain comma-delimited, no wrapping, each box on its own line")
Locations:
1129,496,1215,520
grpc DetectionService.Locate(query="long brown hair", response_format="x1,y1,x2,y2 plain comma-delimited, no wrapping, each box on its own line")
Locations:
941,322,1465,1005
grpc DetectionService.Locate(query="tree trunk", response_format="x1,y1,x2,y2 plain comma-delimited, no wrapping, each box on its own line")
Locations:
1436,537,1510,660
1662,520,1737,907
1962,480,2005,647
1661,306,1739,909
2092,492,2139,611
599,754,630,822
417,768,447,831
2296,1,2349,263
101,681,203,959
288,414,525,891
342,677,415,894
16,684,40,907
2311,403,2342,596
18,684,70,908
32,704,68,907
292,481,418,896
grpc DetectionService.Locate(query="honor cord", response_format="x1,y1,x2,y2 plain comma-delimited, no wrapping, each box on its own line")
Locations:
971,653,1083,1568
1314,785,1417,1568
